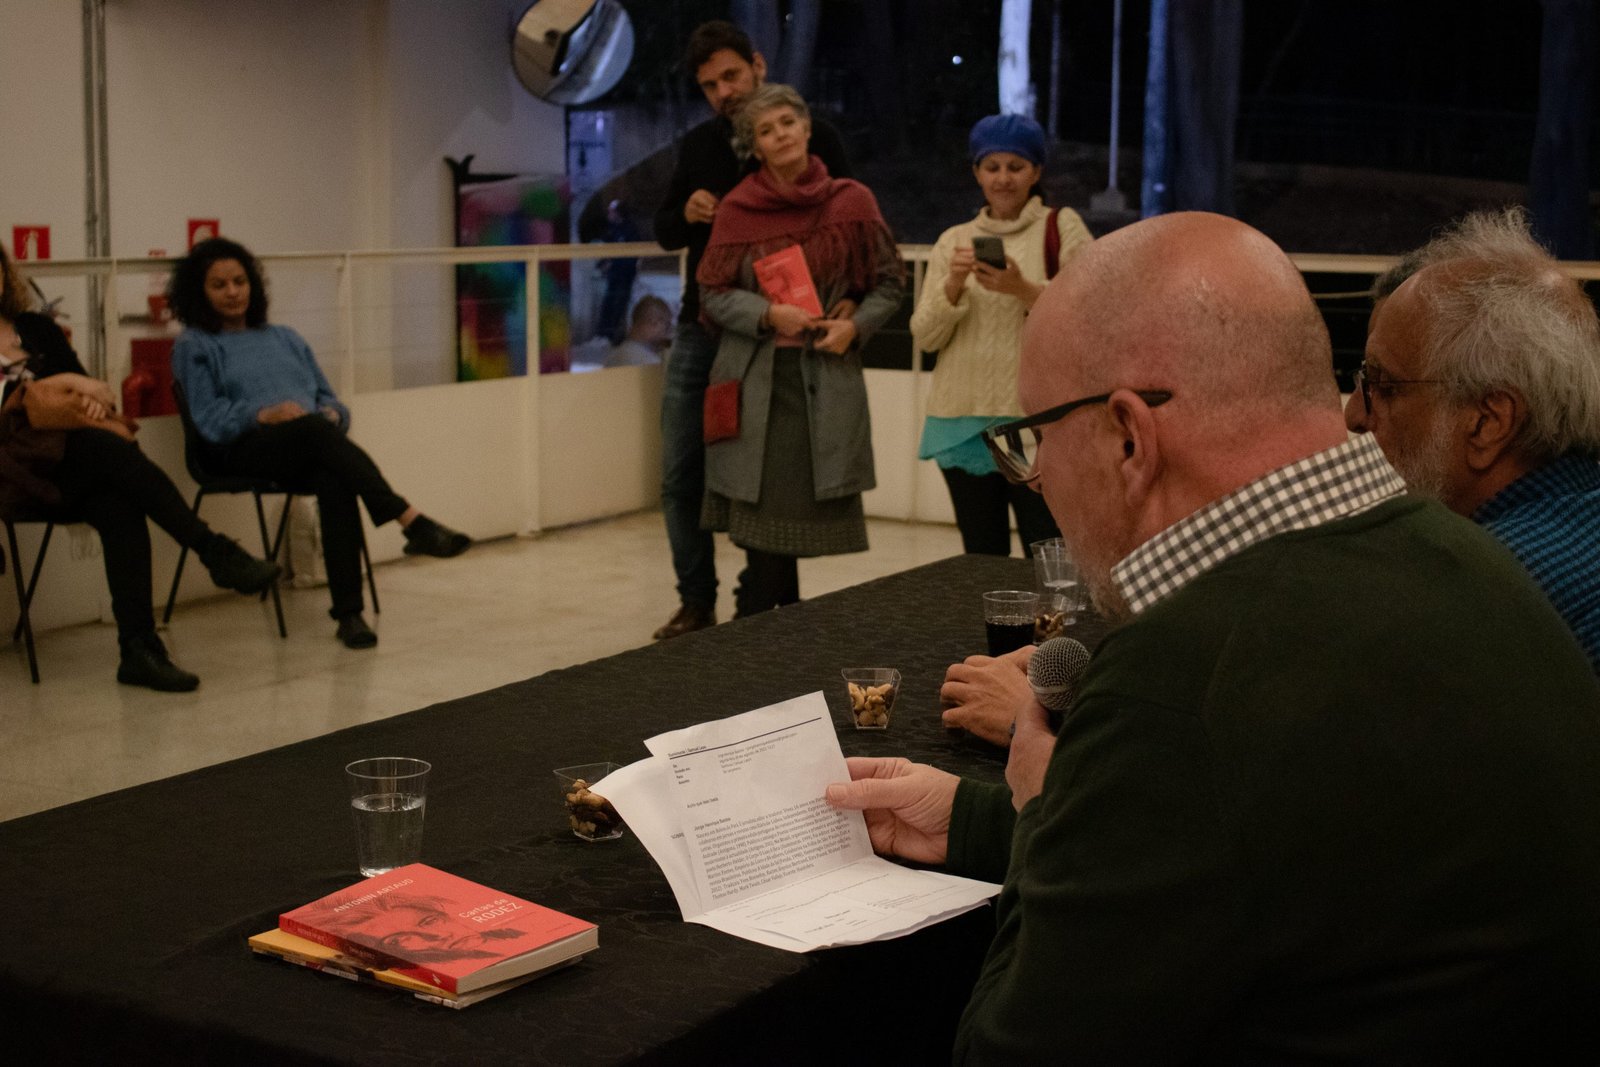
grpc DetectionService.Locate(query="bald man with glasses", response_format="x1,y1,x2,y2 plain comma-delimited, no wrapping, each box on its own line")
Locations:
826,211,1600,1063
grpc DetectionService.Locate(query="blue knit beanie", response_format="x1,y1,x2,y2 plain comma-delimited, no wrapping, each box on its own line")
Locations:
968,114,1046,166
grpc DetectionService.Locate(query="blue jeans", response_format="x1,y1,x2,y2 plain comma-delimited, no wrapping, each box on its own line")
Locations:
659,321,719,610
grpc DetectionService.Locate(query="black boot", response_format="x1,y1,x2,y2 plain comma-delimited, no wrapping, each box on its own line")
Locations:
402,515,472,558
198,534,281,595
117,633,200,692
652,602,716,640
335,612,378,649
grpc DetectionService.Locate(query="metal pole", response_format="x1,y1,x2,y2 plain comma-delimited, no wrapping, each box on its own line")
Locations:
1107,0,1122,191
82,0,110,376
523,250,543,535
81,1,97,251
340,254,357,399
1090,0,1130,215
1140,0,1171,217
1048,0,1063,139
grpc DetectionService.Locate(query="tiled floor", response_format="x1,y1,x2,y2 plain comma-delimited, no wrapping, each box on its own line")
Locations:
0,511,964,822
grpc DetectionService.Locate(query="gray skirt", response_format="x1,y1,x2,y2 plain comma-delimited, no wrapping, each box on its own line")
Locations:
702,349,867,557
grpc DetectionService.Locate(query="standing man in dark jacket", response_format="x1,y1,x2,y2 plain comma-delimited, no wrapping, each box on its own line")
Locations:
650,20,854,640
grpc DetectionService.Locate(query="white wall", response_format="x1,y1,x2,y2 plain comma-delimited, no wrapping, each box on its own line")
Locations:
4,2,88,257
379,1,572,388
2,1,566,253
384,0,567,249
2,0,567,384
104,2,372,257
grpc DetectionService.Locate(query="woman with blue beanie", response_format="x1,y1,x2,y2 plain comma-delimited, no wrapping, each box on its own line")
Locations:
909,114,1091,556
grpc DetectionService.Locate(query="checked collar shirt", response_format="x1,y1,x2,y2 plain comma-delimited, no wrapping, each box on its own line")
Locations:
1113,433,1407,616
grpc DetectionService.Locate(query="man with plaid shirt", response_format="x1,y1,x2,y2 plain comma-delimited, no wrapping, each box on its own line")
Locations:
1345,208,1600,671
827,212,1600,1063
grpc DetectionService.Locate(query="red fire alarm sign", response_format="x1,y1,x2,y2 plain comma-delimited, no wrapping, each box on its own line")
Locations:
187,219,220,248
12,226,50,261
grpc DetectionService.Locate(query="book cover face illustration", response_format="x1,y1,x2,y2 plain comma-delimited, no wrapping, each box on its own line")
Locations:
752,245,824,318
281,864,595,992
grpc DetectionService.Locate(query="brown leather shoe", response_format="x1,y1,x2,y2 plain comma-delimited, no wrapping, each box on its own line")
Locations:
652,603,716,640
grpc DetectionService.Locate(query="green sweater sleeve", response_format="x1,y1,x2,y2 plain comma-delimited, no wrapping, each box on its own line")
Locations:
954,694,1245,1064
947,778,1015,882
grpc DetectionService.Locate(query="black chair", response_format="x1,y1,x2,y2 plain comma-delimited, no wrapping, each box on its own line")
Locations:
2,503,80,684
162,382,378,637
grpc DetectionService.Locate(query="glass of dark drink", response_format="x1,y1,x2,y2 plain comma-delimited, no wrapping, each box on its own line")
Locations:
983,590,1040,656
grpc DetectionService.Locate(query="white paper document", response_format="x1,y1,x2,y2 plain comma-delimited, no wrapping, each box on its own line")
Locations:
595,692,1001,952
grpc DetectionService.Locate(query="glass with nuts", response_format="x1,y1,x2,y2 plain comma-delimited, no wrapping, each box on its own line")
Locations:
553,762,626,841
841,668,901,730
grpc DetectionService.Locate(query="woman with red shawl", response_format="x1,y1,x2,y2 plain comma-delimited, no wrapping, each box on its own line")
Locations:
696,84,905,617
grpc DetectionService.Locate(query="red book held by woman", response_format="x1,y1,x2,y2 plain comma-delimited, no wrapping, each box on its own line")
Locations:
753,245,824,318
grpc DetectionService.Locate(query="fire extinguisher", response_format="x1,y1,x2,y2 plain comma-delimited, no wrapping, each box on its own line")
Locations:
122,367,157,418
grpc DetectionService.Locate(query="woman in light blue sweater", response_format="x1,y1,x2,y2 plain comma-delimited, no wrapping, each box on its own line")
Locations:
170,238,470,649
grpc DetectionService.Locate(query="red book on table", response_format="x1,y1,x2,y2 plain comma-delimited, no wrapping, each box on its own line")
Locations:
279,863,597,995
753,244,825,317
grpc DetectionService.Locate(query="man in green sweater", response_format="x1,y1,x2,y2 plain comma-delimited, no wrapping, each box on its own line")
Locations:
826,212,1600,1063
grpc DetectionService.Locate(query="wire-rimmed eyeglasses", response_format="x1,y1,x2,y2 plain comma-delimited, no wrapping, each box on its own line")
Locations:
981,389,1173,485
1354,362,1446,411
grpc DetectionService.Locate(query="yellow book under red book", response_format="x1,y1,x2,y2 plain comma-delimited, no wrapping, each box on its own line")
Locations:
248,927,579,1008
752,244,824,318
278,863,598,995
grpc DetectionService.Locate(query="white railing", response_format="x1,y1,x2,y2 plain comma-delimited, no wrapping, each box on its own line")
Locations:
6,240,1540,539
19,243,1599,527
23,242,1600,387
10,243,1597,635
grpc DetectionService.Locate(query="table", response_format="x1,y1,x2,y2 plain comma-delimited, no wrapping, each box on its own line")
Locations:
0,554,1111,1065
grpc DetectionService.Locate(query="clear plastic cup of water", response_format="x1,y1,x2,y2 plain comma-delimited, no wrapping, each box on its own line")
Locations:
1030,538,1086,627
345,757,430,878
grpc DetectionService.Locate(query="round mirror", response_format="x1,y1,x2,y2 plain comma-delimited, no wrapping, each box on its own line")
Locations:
512,0,635,106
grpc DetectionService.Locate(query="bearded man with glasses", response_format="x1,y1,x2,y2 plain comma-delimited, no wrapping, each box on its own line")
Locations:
825,211,1600,1063
1345,208,1600,670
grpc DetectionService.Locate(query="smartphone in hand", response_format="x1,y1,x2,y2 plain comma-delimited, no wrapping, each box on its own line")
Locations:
972,236,1007,270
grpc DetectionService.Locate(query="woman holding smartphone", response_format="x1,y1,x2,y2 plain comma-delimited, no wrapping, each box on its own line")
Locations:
909,113,1091,557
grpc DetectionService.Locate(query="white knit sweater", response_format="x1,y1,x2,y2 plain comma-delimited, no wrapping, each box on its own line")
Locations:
910,197,1091,418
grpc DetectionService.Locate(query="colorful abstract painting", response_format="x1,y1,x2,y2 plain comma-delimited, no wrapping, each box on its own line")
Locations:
455,174,573,378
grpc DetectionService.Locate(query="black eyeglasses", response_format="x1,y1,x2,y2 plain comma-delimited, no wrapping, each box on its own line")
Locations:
982,389,1173,485
1354,362,1445,411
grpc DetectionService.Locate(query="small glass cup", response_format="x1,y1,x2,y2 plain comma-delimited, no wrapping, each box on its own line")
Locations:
1028,536,1066,560
1033,594,1071,643
553,763,625,841
346,757,430,878
841,668,900,729
983,590,1039,656
1030,538,1086,628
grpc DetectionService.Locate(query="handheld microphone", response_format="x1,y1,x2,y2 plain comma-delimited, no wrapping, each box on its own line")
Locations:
1027,636,1091,732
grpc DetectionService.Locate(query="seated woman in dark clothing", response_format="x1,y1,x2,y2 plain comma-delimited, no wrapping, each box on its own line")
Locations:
168,237,471,650
0,244,279,692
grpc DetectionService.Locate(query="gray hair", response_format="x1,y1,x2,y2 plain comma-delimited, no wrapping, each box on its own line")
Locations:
1370,248,1428,303
733,83,810,158
1410,208,1600,459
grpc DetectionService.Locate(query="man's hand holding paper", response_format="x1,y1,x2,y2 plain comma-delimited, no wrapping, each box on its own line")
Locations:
596,693,998,952
823,757,957,865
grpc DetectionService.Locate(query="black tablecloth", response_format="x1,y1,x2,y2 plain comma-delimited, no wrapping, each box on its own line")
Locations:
0,555,1112,1065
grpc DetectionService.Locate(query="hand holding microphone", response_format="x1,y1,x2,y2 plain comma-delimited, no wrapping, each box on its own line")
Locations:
1008,636,1092,811
1026,636,1092,733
